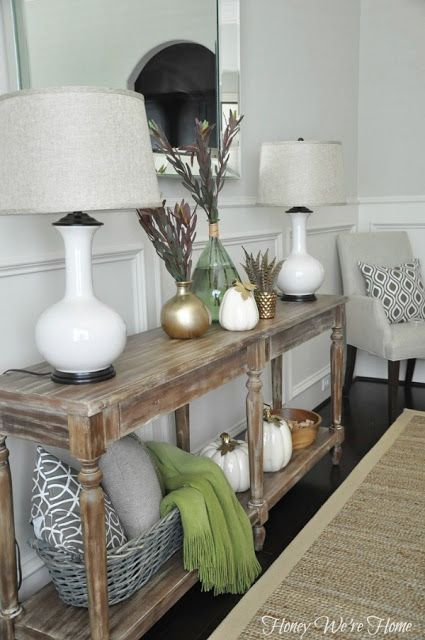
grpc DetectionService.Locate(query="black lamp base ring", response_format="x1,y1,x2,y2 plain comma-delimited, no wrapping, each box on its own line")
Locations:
280,293,317,302
51,366,116,385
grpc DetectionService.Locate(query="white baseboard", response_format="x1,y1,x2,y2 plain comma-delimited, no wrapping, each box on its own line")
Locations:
193,418,247,453
19,550,50,601
291,364,330,399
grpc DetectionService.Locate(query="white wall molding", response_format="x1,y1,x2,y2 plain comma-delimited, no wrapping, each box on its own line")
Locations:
0,244,149,333
194,228,284,260
358,195,425,204
160,194,258,209
284,222,357,252
218,196,257,208
162,196,359,209
306,223,357,237
151,251,164,326
129,249,149,334
369,222,425,232
0,244,145,277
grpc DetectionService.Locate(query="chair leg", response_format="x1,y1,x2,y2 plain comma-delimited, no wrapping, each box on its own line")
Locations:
343,345,357,396
405,359,416,386
388,360,400,423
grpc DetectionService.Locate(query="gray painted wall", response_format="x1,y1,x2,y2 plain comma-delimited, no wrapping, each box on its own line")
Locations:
358,0,425,197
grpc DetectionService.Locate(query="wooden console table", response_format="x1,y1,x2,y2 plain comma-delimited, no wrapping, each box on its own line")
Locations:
0,294,345,640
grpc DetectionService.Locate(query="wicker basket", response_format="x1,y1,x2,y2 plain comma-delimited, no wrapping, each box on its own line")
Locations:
29,508,182,607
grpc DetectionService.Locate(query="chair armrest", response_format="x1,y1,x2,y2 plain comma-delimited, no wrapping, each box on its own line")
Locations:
346,295,391,358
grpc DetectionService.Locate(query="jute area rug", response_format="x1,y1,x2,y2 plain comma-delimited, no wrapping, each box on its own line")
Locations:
209,409,425,640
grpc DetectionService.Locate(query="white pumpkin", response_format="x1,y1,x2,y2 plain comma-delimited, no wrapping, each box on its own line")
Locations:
199,432,250,492
219,282,259,332
262,407,292,472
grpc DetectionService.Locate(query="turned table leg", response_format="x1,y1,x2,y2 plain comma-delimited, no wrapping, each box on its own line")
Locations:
0,435,21,640
175,405,190,451
271,354,283,412
70,415,109,640
330,305,345,465
246,341,268,551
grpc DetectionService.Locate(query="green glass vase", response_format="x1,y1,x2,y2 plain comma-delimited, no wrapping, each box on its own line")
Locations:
192,225,240,322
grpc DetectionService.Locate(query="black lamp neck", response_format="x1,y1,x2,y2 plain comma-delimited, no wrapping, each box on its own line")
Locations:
53,211,103,227
286,206,313,214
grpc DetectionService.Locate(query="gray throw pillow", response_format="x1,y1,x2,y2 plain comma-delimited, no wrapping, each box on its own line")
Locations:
31,446,127,554
358,259,425,323
99,435,163,538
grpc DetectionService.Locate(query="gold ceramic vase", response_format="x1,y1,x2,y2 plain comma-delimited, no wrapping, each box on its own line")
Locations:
255,290,277,319
161,281,211,339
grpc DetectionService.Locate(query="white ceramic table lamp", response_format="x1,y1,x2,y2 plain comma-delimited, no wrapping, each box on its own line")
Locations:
258,139,345,301
0,86,161,384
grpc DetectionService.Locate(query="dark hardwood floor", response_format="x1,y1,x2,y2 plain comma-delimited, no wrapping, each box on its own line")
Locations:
143,378,425,640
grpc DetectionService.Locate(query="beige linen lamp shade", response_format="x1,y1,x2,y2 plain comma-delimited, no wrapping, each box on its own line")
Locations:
258,140,345,207
0,86,161,214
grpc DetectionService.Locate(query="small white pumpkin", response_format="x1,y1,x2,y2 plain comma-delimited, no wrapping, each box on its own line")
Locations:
262,406,292,472
219,282,259,332
199,432,250,492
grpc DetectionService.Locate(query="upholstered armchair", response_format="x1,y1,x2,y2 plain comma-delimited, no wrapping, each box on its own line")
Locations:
337,231,424,418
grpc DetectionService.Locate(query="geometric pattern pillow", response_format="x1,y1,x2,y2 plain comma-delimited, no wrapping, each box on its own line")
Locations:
358,259,425,323
31,446,127,554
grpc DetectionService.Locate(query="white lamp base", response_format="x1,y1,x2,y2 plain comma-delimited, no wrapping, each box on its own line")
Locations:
35,213,127,384
278,208,324,301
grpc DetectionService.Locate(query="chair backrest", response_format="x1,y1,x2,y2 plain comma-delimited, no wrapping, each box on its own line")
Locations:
337,231,413,296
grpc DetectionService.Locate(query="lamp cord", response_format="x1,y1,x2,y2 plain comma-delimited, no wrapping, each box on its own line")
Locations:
2,369,52,377
16,540,22,590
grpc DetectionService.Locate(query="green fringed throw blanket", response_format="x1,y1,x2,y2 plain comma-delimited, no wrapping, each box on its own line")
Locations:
146,441,261,595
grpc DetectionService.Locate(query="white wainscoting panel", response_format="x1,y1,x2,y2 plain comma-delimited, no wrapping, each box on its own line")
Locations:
284,221,355,405
0,245,147,367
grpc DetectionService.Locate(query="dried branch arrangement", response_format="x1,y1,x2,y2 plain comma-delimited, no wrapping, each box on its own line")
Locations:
149,112,243,224
242,248,284,292
137,200,197,282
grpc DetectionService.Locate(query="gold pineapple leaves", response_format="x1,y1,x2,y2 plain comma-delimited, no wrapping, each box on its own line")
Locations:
241,247,284,292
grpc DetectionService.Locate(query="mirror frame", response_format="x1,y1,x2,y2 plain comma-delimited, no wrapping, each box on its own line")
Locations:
5,0,241,177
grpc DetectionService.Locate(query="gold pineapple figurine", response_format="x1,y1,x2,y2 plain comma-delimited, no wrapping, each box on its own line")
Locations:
241,248,283,319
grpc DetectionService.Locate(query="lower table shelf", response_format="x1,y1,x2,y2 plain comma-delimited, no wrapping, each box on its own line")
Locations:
14,427,340,640
239,426,340,519
15,553,197,640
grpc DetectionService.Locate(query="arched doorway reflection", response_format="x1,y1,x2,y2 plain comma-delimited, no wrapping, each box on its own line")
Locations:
134,42,217,149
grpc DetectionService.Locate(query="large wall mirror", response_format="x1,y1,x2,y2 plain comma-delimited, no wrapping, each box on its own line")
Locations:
10,0,241,176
